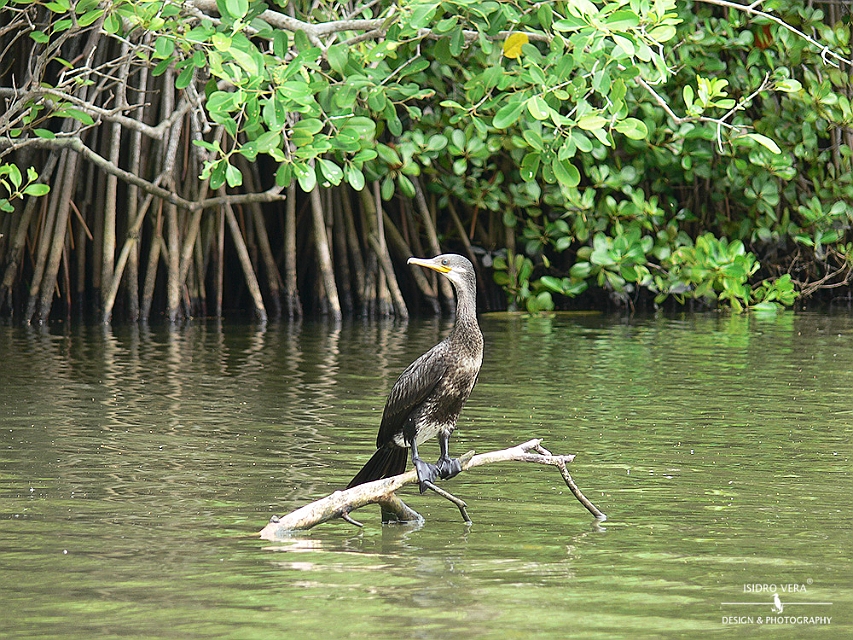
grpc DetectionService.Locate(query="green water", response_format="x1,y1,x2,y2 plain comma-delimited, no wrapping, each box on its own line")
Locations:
1,313,850,638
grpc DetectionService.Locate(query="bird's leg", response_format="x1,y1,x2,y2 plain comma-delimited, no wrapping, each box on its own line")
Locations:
409,438,439,494
435,431,462,480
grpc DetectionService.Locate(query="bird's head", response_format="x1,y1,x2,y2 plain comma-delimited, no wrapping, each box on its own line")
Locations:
407,254,475,288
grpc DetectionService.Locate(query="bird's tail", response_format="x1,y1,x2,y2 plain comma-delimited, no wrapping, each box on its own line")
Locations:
347,445,408,489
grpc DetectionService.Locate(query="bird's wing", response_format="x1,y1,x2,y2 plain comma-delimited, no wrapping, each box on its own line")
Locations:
376,345,448,447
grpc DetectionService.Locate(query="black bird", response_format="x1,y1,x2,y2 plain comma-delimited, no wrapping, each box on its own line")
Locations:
347,254,483,493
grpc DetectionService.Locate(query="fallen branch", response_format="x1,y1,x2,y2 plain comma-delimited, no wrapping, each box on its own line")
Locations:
259,439,605,540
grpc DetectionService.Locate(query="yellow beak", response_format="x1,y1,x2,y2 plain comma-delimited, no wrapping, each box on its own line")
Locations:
407,257,451,273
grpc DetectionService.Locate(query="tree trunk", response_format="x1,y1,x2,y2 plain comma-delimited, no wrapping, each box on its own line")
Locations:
215,207,224,317
161,76,183,324
25,151,66,323
414,177,455,313
34,150,80,323
309,183,341,320
360,185,407,318
340,188,365,312
0,153,59,315
283,184,302,318
224,202,268,322
383,211,439,313
140,203,163,321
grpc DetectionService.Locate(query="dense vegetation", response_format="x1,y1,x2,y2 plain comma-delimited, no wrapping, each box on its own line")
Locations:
0,0,851,323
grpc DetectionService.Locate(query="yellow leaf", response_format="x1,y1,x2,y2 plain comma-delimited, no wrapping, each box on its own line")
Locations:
503,32,529,59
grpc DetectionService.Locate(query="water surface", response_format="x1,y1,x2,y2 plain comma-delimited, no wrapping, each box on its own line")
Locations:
1,312,850,638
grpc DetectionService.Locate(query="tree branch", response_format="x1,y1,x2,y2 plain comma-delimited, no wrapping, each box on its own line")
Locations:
189,0,550,48
695,0,853,67
0,135,285,211
191,0,386,46
259,439,605,539
0,86,196,142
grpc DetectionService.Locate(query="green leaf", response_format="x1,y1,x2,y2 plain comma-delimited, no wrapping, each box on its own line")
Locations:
153,36,174,60
380,175,395,200
152,57,172,77
77,8,103,27
327,44,348,74
552,157,580,187
605,10,639,30
409,3,439,30
317,158,343,186
225,164,243,188
275,163,292,187
295,164,317,193
520,152,540,182
682,84,694,110
191,50,206,68
567,0,597,18
614,117,648,140
103,12,122,34
207,91,239,117
33,129,55,139
526,96,549,120
53,18,73,33
571,130,593,152
176,64,195,90
648,25,677,43
538,275,565,293
450,27,465,58
746,133,781,154
577,114,608,131
29,31,50,44
493,101,525,129
45,0,70,13
209,161,227,190
776,79,802,93
522,129,544,151
6,164,21,189
273,31,288,58
398,174,416,198
612,34,634,57
345,165,365,191
553,16,588,32
426,135,447,152
225,0,248,19
212,33,231,51
54,108,95,126
229,35,261,75
343,116,376,138
376,144,401,166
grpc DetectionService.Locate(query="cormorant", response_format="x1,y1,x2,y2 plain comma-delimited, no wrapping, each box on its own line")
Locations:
347,254,483,493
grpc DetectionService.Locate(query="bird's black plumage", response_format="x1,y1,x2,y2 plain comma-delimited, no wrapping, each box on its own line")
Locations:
347,254,483,493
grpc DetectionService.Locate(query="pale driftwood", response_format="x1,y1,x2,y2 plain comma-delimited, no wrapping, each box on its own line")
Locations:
259,439,605,540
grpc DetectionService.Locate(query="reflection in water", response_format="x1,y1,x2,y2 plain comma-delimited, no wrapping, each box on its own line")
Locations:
1,313,852,638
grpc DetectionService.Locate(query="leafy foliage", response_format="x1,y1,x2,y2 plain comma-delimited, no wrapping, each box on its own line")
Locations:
3,0,852,317
0,164,50,213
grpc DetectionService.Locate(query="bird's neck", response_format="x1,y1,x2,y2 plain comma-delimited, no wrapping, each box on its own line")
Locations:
451,273,479,334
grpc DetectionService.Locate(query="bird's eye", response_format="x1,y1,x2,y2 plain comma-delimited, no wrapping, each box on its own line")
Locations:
441,259,449,266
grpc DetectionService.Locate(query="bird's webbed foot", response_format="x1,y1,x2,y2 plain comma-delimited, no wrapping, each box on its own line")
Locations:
435,455,462,480
413,457,440,494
